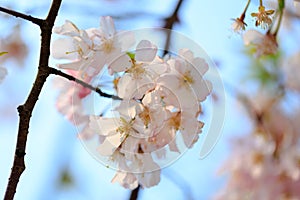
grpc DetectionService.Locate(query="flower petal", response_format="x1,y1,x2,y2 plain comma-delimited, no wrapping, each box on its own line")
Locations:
135,40,157,62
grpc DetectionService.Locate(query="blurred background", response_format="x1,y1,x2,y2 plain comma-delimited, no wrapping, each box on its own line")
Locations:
0,0,299,199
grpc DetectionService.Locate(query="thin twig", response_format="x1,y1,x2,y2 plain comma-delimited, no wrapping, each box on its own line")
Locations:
163,0,185,56
0,6,43,26
49,67,121,100
3,1,62,199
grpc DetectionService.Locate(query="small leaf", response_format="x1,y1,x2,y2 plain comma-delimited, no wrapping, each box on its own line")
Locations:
126,52,135,60
0,52,8,56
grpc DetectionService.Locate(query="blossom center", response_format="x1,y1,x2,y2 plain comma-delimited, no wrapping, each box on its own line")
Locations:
138,107,151,128
102,39,114,54
116,117,133,135
180,70,194,87
168,113,181,130
127,60,146,79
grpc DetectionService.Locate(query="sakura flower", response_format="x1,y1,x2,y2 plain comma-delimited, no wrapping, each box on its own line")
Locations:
88,16,135,70
157,49,211,112
154,111,204,150
251,6,275,29
55,71,91,125
0,66,7,83
52,17,134,77
52,20,103,75
111,152,160,189
111,170,138,190
88,101,144,156
172,48,212,101
243,30,278,57
231,17,247,33
114,40,168,99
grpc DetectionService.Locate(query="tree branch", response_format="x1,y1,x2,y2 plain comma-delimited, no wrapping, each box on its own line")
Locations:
0,6,43,26
3,1,62,200
48,67,121,100
163,0,185,56
129,185,141,200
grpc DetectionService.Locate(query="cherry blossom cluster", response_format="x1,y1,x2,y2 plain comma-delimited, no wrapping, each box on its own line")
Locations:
231,0,285,57
52,16,212,189
215,103,300,199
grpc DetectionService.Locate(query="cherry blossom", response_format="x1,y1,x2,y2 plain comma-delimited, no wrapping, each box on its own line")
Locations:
52,16,134,77
243,30,278,57
251,6,275,29
231,18,247,34
52,16,212,189
114,41,168,99
215,104,300,199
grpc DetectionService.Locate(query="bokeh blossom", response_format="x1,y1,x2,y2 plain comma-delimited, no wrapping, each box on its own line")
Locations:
0,25,28,66
243,30,278,57
215,105,300,200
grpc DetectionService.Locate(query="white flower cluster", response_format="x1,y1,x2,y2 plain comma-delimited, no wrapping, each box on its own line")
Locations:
52,16,212,189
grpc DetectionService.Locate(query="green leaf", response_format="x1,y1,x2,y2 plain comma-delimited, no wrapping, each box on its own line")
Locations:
126,52,135,60
0,52,8,56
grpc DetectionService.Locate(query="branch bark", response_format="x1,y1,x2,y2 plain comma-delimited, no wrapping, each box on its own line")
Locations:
3,1,62,199
49,67,121,100
163,0,185,56
0,6,42,25
129,185,141,200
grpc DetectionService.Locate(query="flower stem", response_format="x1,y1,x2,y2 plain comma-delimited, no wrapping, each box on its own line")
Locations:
259,0,263,6
49,67,121,100
274,0,285,36
240,0,251,20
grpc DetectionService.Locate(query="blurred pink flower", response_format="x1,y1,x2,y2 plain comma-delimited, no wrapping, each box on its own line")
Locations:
243,30,278,57
0,25,28,66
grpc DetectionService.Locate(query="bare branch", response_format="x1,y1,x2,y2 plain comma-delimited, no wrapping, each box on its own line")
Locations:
49,67,121,100
129,185,141,200
0,6,42,25
4,1,62,199
163,0,186,56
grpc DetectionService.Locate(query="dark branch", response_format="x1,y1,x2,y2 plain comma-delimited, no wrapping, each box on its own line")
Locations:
129,185,141,200
0,6,43,25
164,0,184,29
163,0,185,56
4,1,62,200
49,67,121,100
